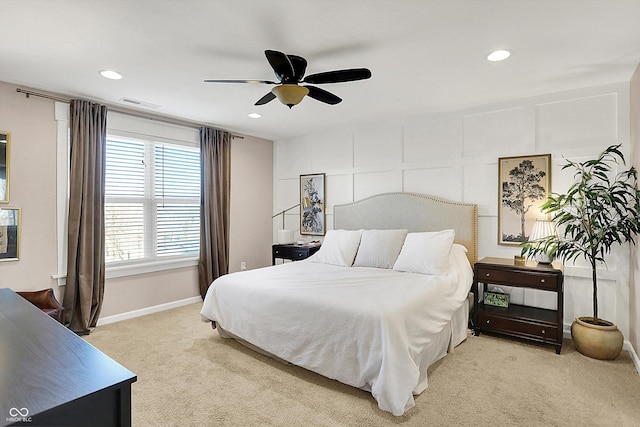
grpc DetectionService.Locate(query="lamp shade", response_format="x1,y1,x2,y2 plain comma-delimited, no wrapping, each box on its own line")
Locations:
529,220,557,241
272,85,309,108
528,219,558,263
277,229,294,244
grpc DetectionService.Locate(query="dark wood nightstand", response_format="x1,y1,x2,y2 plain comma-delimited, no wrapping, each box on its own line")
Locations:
272,243,321,265
472,257,564,354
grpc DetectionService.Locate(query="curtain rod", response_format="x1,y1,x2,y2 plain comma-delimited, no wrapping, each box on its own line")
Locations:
15,87,244,139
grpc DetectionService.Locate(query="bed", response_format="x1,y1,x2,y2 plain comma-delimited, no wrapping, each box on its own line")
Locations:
200,192,478,416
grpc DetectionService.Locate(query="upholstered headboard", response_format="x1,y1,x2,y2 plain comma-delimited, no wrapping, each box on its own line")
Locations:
333,192,478,264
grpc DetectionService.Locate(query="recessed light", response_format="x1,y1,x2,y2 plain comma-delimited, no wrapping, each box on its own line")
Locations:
487,50,511,62
100,70,123,80
248,113,262,119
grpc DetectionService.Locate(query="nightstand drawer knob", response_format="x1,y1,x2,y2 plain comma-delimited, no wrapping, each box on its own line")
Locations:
542,329,546,334
486,320,490,324
485,273,490,277
540,279,545,283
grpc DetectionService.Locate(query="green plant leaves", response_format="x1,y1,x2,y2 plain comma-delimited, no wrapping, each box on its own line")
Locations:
520,144,640,319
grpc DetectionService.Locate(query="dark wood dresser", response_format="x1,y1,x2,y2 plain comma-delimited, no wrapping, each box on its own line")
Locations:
0,288,137,426
472,257,564,354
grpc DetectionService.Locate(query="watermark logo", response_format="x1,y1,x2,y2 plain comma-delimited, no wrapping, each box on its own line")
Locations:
7,407,32,423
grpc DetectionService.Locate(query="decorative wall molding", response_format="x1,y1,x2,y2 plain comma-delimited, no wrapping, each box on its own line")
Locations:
273,82,632,335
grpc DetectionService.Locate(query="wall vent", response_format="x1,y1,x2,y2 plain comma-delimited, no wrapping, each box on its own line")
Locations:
120,98,162,109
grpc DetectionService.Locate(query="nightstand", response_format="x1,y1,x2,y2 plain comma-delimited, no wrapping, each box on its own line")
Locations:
472,257,564,354
272,243,321,265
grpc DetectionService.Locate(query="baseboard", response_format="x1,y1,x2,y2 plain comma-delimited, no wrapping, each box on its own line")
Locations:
97,296,202,326
626,341,640,375
563,323,571,340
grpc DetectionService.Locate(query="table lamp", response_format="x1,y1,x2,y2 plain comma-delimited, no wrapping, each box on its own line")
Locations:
272,203,299,244
528,219,558,264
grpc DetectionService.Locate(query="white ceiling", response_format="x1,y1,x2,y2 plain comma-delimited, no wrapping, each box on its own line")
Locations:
2,0,640,141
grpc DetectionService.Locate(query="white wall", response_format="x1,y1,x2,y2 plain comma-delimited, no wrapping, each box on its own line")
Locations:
274,82,632,337
630,64,640,354
0,82,58,295
229,135,273,273
0,80,273,319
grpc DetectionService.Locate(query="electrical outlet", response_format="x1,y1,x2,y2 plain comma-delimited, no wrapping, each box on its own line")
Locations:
240,261,247,271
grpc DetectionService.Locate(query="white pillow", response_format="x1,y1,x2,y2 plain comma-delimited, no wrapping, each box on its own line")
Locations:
353,229,408,269
452,243,468,254
307,229,363,267
393,229,455,275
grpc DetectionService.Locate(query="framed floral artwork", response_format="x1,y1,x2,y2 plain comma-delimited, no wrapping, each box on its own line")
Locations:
300,173,325,236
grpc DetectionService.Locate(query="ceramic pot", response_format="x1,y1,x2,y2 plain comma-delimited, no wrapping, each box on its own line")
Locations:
571,316,623,360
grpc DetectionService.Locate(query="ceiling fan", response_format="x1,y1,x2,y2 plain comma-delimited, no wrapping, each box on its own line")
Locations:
204,50,372,108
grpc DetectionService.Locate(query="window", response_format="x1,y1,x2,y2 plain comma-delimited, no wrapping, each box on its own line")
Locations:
54,108,201,282
105,136,201,265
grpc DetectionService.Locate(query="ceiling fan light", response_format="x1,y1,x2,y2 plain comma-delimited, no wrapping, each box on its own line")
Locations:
272,85,309,108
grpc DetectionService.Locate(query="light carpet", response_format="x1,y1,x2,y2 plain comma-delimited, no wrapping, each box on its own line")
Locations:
84,303,640,426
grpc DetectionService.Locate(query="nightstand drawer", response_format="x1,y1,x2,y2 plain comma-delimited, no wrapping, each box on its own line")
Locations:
272,244,321,265
274,247,310,258
273,248,292,257
478,312,558,342
477,267,558,290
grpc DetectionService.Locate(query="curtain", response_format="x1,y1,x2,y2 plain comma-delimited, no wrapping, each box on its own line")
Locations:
198,127,231,299
63,99,107,334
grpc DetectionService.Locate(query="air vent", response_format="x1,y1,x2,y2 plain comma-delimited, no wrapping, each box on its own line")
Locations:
120,98,162,109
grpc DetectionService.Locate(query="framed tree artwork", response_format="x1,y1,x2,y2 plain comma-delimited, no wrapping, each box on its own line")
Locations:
498,154,551,245
300,173,325,236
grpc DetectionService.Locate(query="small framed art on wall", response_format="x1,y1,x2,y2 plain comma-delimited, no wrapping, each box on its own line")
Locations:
0,131,10,203
0,207,21,261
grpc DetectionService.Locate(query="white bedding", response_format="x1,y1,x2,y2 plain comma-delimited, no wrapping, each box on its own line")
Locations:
200,247,473,416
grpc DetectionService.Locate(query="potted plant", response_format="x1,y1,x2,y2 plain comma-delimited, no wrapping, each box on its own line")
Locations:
521,144,640,360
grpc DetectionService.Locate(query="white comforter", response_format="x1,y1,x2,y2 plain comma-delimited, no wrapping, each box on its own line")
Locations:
200,250,472,416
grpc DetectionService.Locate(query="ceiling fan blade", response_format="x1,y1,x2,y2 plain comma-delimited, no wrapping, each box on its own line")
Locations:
305,86,342,105
255,91,276,106
287,55,307,82
303,68,372,84
265,50,295,81
204,79,277,84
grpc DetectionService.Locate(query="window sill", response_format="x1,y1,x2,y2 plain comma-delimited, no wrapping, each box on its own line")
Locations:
52,257,199,285
106,257,199,279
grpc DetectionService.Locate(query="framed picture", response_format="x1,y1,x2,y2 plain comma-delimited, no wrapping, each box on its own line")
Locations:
0,207,21,261
300,173,325,236
483,291,510,308
0,131,10,203
498,154,551,245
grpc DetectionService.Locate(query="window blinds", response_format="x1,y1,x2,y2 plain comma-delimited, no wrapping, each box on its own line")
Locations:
105,136,200,264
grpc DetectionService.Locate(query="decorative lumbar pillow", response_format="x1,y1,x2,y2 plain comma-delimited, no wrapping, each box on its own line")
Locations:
307,229,363,267
393,229,456,275
353,229,408,269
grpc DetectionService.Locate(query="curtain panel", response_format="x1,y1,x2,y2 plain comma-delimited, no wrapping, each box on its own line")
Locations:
63,99,107,334
198,127,231,299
